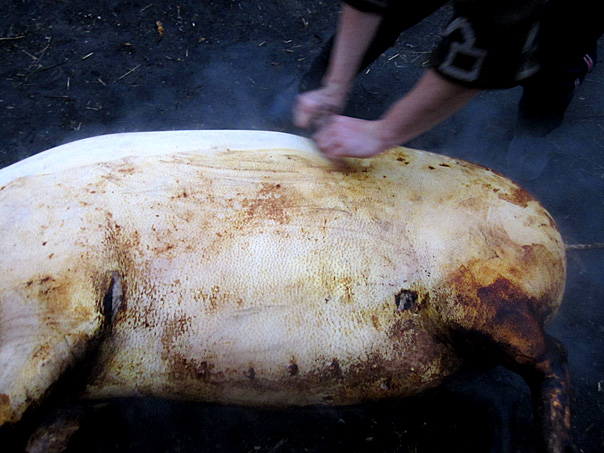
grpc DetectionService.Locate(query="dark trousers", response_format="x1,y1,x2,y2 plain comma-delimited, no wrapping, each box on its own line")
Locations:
517,45,598,136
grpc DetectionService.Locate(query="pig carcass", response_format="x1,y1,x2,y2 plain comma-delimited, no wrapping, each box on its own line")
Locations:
0,130,571,451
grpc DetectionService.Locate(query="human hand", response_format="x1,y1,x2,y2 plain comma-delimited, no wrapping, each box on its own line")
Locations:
312,115,393,159
293,84,349,130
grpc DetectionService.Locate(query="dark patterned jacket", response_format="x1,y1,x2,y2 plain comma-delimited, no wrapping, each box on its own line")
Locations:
343,0,598,89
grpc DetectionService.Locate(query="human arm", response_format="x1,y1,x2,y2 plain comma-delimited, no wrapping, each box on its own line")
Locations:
312,69,482,158
293,4,383,129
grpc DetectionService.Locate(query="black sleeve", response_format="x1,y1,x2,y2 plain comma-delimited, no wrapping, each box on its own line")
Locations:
430,0,546,89
343,0,389,14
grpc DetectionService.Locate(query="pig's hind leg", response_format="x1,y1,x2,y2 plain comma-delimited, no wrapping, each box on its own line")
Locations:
453,302,575,453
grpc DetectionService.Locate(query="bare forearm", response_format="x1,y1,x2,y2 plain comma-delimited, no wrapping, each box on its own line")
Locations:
323,4,383,89
311,70,482,159
293,4,383,129
376,69,482,146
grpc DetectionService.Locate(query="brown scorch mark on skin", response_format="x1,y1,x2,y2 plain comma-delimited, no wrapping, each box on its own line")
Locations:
0,394,11,423
167,354,215,382
241,183,292,225
497,186,536,208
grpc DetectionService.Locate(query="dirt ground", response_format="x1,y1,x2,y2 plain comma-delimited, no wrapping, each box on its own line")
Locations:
1,1,603,452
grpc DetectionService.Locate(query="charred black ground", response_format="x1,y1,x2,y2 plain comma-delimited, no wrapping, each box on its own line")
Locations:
1,1,603,452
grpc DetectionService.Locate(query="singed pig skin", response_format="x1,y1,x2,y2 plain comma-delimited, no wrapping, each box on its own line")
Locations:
0,131,571,452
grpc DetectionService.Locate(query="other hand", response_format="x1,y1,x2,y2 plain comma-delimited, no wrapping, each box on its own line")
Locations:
293,84,348,130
